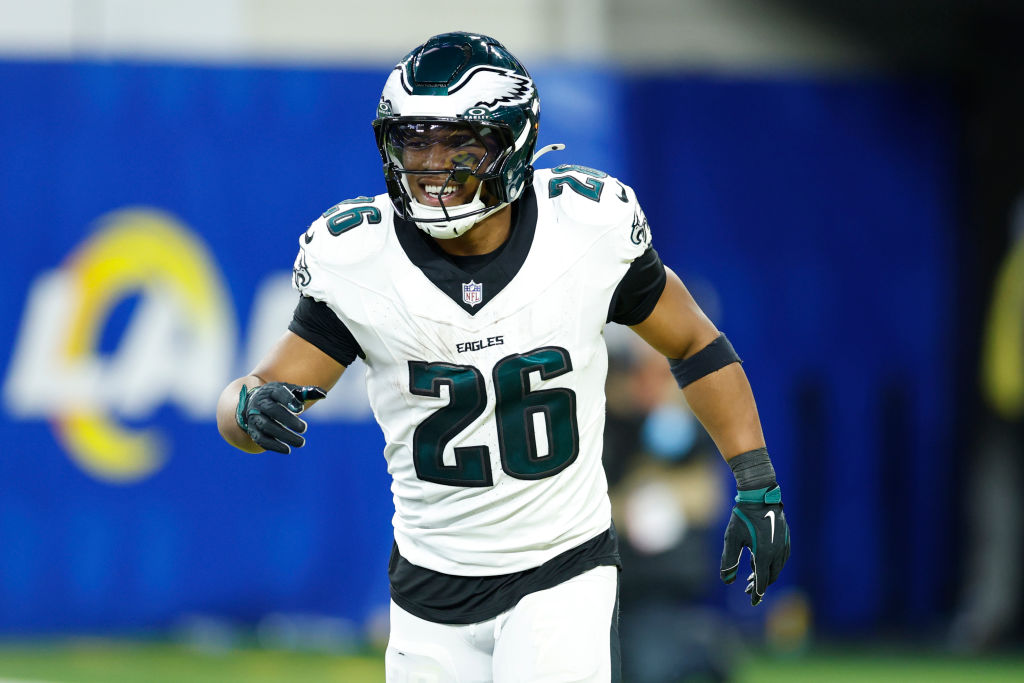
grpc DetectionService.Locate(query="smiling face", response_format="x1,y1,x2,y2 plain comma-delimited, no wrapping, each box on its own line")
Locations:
386,121,506,210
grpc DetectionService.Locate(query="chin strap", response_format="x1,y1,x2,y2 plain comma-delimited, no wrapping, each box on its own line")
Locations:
412,182,502,239
531,143,566,165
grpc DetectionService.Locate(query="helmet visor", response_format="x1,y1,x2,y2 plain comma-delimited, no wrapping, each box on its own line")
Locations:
383,120,511,179
379,118,515,217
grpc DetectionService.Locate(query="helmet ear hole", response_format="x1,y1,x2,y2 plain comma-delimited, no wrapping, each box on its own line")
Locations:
373,32,540,238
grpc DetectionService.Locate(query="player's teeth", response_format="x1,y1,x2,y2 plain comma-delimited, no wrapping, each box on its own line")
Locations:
425,185,457,197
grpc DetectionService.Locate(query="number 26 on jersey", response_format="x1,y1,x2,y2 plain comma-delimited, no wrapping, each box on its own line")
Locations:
409,346,580,487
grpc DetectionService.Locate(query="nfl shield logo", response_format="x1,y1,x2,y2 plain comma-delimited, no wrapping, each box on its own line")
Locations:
462,280,483,307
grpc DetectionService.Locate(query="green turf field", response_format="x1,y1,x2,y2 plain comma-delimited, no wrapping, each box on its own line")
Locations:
0,641,382,683
0,640,1022,682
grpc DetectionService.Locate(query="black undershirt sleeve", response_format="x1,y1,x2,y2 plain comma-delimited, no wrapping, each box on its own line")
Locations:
288,295,364,367
607,247,668,325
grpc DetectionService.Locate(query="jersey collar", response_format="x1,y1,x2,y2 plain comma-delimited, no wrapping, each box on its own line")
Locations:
395,187,538,315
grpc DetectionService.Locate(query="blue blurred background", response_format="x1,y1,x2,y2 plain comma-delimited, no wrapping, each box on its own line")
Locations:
1,0,1022,674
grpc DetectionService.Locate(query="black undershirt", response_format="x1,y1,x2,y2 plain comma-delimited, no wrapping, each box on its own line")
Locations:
288,297,363,367
608,247,666,325
389,526,621,624
419,203,516,275
445,247,505,274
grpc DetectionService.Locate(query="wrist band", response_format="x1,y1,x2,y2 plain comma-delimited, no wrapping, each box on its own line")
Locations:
667,333,741,389
728,447,777,490
735,485,782,504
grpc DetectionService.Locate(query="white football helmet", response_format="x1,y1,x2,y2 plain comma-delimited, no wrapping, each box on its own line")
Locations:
372,32,541,239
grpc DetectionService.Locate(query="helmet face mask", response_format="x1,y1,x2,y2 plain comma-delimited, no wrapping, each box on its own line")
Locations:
372,32,540,239
377,118,515,232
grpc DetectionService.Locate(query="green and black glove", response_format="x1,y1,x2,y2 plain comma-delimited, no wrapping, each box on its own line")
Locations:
720,448,791,606
235,382,327,454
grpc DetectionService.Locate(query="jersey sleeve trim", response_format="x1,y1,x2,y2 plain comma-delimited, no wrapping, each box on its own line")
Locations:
607,247,667,325
288,295,364,367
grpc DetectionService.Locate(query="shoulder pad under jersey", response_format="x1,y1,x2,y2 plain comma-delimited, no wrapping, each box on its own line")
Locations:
298,193,392,267
534,165,652,260
292,193,392,299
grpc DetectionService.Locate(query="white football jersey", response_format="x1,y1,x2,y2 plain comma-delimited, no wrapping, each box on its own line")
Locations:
293,165,653,576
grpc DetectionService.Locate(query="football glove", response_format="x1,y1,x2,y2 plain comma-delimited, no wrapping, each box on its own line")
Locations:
235,382,327,454
720,485,790,606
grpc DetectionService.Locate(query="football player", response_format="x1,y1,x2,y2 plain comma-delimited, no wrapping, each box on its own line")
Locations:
217,31,790,683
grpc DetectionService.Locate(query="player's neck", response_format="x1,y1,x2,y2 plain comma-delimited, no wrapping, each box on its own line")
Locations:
431,204,513,257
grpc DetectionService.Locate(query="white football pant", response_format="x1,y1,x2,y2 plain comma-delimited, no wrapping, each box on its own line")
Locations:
385,565,619,683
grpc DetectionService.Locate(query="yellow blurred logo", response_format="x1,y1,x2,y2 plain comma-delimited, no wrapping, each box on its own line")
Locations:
5,209,235,483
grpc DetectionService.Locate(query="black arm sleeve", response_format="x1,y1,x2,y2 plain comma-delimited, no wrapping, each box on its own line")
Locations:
607,247,668,325
288,295,364,367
